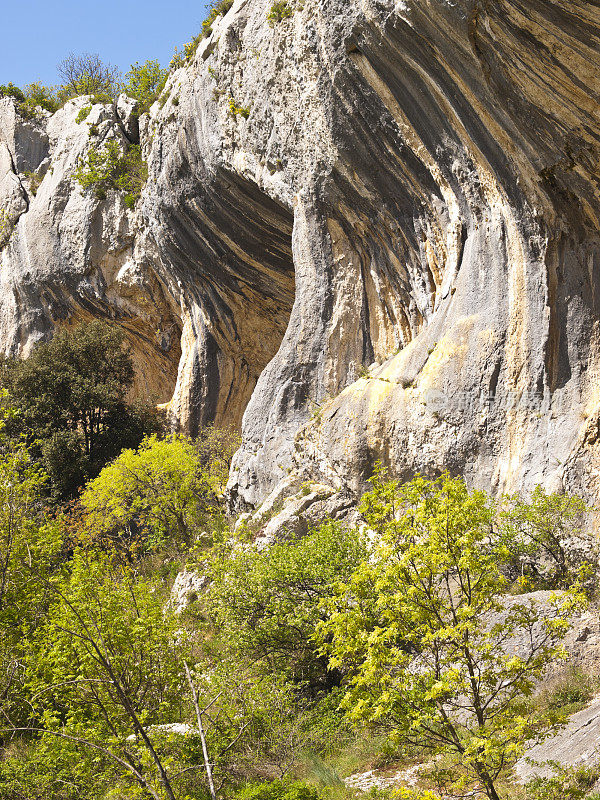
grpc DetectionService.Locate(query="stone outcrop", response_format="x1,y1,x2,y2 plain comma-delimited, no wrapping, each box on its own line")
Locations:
1,0,600,511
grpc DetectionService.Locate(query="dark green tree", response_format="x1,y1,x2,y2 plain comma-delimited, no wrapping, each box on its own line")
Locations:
3,321,158,500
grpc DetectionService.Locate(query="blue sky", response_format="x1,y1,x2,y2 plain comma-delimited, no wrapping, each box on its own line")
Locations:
1,0,211,88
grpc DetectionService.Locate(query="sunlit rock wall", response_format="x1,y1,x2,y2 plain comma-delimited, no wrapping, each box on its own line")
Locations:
1,0,599,509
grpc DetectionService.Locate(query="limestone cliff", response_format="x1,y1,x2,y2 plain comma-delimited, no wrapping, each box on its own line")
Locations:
1,0,599,511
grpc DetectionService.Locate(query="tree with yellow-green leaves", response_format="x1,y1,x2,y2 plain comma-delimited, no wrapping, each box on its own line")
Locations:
320,472,584,800
80,432,236,555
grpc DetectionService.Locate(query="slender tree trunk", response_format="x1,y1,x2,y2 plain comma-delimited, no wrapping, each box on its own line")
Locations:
185,662,217,800
476,764,501,800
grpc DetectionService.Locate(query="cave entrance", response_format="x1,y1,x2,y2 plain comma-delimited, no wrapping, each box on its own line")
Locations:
162,167,296,436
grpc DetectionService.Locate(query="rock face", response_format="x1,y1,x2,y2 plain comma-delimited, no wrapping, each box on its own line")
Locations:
1,0,600,509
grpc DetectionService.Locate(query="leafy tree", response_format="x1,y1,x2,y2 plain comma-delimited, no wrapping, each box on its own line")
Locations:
0,410,64,729
500,487,595,588
3,321,157,500
57,52,121,100
123,60,168,113
321,472,583,800
80,433,224,554
205,522,367,694
7,550,188,800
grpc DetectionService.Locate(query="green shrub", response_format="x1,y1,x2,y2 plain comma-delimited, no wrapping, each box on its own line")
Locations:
22,81,58,113
267,0,293,25
2,321,158,500
122,59,168,113
526,763,600,800
201,0,235,38
89,92,113,104
75,139,147,205
0,82,57,118
228,97,250,118
81,433,227,553
23,169,44,196
501,486,595,589
543,668,599,715
75,104,92,123
234,780,323,800
0,83,25,103
205,521,367,692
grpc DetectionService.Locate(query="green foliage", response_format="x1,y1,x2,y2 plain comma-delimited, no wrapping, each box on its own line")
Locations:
0,82,57,119
541,668,599,715
75,104,91,123
16,549,191,799
23,169,44,196
234,779,323,800
205,521,367,693
228,97,250,118
21,82,58,113
501,487,595,589
0,401,65,731
3,321,157,500
320,471,584,800
525,763,600,800
267,0,293,25
201,0,235,39
75,139,148,205
81,432,227,554
0,83,25,103
123,60,168,113
0,209,14,248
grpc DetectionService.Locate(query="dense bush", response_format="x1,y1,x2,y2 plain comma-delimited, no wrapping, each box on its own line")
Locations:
81,433,227,555
75,139,148,206
123,59,168,113
0,82,58,117
205,521,367,693
501,487,595,589
525,763,600,800
234,779,323,800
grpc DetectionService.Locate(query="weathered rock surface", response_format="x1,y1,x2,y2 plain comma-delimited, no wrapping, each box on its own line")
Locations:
515,697,600,782
171,568,208,613
2,0,600,511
